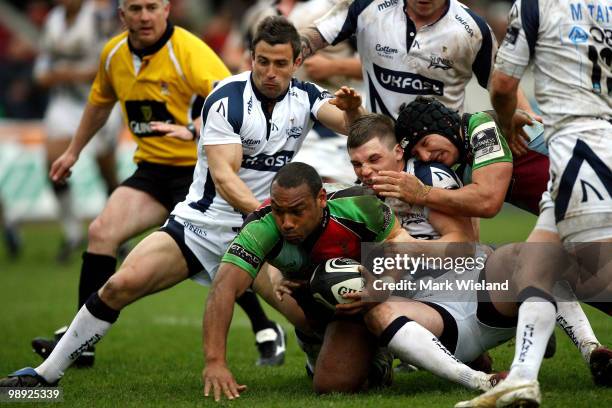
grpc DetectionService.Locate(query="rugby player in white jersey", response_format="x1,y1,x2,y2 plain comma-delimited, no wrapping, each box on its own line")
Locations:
342,114,611,405
460,2,612,404
0,15,365,389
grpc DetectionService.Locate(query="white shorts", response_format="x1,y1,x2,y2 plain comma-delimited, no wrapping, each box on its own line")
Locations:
45,97,120,156
547,120,612,242
160,214,237,286
534,184,558,233
410,264,515,362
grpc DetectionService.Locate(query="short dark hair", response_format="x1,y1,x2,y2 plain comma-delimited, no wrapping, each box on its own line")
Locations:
251,16,301,62
271,162,322,198
347,114,397,150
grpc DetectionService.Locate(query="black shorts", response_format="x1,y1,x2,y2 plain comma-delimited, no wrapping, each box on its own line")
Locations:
121,162,195,212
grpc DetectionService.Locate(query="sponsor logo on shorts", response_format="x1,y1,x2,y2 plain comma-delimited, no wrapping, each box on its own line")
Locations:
228,243,261,269
373,63,444,95
183,220,207,237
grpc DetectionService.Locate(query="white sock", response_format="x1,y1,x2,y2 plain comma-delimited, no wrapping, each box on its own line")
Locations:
507,298,556,382
556,301,600,362
56,188,82,243
35,305,112,383
387,320,487,390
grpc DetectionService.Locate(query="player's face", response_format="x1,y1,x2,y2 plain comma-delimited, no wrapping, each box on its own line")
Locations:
120,0,170,49
410,134,459,167
406,0,447,19
349,136,404,186
270,183,326,244
252,41,301,99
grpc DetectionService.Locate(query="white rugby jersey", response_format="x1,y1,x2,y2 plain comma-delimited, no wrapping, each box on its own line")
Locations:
33,0,106,101
315,0,496,116
388,158,462,240
495,0,612,135
172,71,332,228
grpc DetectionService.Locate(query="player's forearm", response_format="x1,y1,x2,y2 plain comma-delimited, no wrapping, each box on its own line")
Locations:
299,26,328,59
330,57,363,80
342,105,366,133
421,185,505,219
490,73,519,135
203,285,235,364
214,176,261,215
68,103,114,157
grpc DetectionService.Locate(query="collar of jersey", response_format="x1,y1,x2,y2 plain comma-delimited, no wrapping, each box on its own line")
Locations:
404,0,451,29
249,74,290,106
128,21,175,60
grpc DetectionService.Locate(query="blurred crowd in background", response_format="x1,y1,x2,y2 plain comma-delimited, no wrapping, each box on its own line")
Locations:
0,0,514,121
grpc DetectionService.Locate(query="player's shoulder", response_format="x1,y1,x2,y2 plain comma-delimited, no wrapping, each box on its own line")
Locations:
446,0,490,42
289,78,333,105
412,159,462,190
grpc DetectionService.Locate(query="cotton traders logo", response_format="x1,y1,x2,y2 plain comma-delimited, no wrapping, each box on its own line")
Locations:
428,54,453,70
377,0,398,12
373,63,444,95
376,44,399,56
569,26,588,43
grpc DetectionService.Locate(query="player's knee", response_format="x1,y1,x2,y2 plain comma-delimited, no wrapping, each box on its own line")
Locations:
363,302,393,336
100,269,141,307
88,217,117,247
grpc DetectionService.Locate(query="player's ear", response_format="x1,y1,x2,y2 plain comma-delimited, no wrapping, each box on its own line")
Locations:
317,188,327,208
394,143,404,161
294,54,303,68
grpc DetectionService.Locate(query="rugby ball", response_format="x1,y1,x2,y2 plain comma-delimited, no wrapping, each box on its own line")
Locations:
310,258,365,310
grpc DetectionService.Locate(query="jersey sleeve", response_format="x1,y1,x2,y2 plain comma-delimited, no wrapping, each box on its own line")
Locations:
495,0,540,79
200,81,247,146
302,81,334,119
467,10,498,89
467,111,512,171
88,37,122,106
330,195,396,242
221,214,281,279
315,0,370,46
414,162,462,190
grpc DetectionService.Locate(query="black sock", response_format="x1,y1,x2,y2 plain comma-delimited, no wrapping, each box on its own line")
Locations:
236,290,275,334
78,252,117,310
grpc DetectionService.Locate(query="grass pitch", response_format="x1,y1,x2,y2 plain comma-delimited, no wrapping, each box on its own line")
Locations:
0,208,610,407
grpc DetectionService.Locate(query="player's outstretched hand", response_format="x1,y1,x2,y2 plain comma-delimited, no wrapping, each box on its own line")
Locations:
203,363,247,402
372,170,429,205
49,151,77,184
150,121,194,141
330,86,362,112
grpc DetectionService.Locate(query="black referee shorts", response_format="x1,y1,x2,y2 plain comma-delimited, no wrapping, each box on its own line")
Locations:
121,162,195,212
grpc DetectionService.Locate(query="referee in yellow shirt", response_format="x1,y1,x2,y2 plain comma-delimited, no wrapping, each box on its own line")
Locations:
42,0,285,367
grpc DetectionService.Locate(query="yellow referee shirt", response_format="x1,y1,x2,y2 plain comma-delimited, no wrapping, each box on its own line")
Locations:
89,23,230,166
